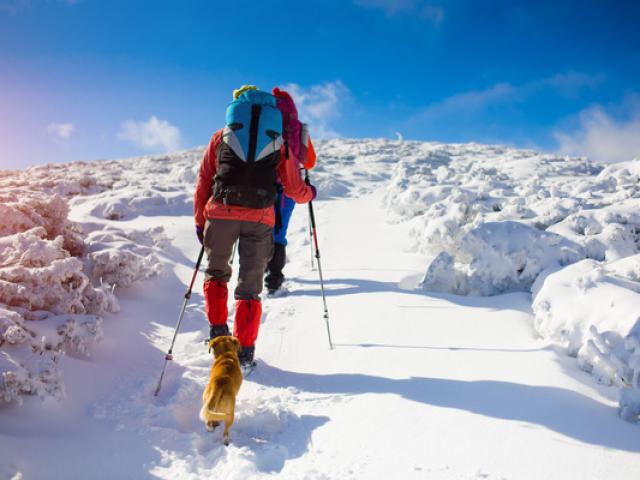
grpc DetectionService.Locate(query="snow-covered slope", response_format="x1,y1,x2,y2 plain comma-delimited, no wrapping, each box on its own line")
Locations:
1,139,639,479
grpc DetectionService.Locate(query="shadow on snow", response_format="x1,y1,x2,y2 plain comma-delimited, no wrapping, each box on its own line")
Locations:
253,362,640,453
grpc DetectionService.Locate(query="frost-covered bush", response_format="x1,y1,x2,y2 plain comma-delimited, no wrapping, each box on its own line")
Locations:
532,256,640,421
89,249,162,288
84,226,166,288
0,147,214,405
0,192,85,255
0,346,63,404
0,167,173,404
0,147,205,406
0,227,117,315
422,221,585,296
0,218,117,404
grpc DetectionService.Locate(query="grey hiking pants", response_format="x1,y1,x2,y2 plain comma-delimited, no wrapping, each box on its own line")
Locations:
203,218,273,300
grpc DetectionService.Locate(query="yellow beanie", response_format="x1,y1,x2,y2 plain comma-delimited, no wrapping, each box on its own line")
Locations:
233,85,258,100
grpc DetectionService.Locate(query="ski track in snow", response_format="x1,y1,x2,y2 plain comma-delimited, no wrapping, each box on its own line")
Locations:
1,139,639,479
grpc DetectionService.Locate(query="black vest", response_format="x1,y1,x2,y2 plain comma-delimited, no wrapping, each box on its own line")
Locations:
212,102,281,209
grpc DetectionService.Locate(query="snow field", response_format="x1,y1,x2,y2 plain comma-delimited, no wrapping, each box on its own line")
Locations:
1,139,639,479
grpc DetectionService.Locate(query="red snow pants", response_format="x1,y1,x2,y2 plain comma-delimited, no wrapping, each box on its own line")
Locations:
202,218,273,347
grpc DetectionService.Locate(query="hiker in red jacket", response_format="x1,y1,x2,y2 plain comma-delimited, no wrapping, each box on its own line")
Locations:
193,85,316,368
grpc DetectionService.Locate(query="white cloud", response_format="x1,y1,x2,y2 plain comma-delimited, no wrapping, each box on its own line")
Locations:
282,81,351,139
1,0,80,14
47,122,74,140
555,96,640,163
0,0,29,14
118,116,182,152
418,83,519,121
416,72,604,122
542,71,605,96
354,0,444,25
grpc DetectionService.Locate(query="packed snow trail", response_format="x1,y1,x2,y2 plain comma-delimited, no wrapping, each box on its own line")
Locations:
1,141,639,479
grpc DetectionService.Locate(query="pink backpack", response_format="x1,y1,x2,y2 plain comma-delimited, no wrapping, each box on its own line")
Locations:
272,87,309,167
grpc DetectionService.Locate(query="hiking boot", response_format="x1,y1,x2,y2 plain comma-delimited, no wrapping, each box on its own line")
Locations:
238,345,255,367
265,243,286,292
209,324,230,341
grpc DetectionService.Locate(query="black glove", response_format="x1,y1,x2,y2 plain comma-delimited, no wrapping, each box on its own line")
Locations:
304,174,317,200
196,226,204,245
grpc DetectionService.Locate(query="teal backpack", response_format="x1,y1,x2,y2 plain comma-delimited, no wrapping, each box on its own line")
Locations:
213,89,283,208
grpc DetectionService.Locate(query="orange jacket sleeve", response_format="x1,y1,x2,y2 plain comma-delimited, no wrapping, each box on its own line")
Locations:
303,137,317,170
278,145,314,204
194,132,221,229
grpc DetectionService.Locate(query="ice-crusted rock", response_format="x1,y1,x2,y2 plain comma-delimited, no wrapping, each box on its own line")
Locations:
422,221,584,296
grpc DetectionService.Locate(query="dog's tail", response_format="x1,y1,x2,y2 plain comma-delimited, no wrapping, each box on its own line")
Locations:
204,410,228,422
200,382,230,423
200,405,228,422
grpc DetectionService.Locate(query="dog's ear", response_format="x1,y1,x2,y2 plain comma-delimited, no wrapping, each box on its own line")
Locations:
209,337,222,355
231,336,241,353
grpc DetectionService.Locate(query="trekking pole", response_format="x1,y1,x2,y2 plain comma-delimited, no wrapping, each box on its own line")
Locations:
305,170,334,349
153,245,205,396
308,214,315,271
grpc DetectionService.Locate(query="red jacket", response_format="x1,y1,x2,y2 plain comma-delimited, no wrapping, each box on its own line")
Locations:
194,130,315,229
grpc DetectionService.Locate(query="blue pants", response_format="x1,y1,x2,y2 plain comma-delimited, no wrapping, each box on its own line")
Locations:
273,192,296,245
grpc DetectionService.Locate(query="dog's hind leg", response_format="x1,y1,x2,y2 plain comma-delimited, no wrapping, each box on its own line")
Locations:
223,405,235,446
206,420,219,432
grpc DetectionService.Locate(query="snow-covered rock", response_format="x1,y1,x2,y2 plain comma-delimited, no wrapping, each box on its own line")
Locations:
532,256,640,421
422,221,584,295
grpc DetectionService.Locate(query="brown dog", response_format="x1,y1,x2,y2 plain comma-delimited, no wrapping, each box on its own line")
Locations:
200,335,243,445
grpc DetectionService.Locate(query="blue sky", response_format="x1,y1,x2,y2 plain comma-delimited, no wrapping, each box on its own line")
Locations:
1,0,639,169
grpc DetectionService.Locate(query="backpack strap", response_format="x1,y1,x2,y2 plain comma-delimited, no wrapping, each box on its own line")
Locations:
247,104,262,163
